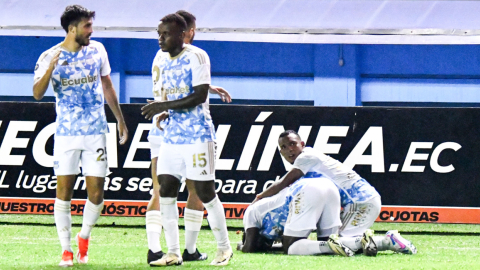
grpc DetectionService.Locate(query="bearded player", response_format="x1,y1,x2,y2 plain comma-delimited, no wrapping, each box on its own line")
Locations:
33,5,128,267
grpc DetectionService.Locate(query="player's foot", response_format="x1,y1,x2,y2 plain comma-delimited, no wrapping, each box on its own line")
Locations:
182,248,208,261
59,250,74,267
149,252,183,266
75,233,89,264
385,230,417,255
148,249,165,265
361,229,378,256
327,234,354,257
210,247,233,266
236,242,244,251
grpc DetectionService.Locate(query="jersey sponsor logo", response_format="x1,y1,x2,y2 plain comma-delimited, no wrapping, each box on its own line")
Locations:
165,85,190,95
61,75,98,87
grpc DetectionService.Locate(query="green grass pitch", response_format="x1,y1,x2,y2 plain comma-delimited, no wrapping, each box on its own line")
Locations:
1,214,480,269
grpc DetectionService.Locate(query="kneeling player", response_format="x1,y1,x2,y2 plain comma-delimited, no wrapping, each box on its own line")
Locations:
241,176,354,256
254,130,417,256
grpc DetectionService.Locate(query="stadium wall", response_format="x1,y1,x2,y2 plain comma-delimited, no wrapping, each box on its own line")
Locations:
1,102,480,223
2,36,480,106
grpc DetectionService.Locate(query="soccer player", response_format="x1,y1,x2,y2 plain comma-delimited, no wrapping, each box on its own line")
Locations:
141,14,232,266
254,130,417,256
146,10,232,265
32,5,128,267
241,176,354,256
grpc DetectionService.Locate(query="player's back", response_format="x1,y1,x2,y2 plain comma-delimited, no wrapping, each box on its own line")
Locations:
294,147,380,206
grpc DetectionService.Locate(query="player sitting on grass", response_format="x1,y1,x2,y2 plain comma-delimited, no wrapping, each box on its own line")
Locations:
254,130,417,256
240,176,354,256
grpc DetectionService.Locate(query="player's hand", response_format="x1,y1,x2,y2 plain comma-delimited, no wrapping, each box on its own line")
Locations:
141,100,167,120
209,85,232,103
48,50,61,71
252,194,262,204
118,121,128,145
156,111,169,130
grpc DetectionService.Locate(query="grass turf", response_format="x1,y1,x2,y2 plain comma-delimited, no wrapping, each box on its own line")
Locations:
1,214,480,269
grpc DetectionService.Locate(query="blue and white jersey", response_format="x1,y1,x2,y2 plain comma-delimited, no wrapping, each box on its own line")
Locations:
155,44,215,144
148,49,168,141
243,188,289,241
34,41,111,136
293,147,380,207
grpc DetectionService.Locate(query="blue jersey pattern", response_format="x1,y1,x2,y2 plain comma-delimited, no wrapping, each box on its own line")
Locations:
51,46,108,136
259,202,289,240
159,51,215,144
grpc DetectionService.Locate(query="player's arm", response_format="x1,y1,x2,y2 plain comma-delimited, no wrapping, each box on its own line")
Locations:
253,168,304,203
209,85,232,103
102,75,128,145
141,84,209,120
33,50,61,100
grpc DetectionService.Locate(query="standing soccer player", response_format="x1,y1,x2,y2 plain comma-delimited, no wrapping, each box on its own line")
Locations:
146,10,231,265
142,14,232,266
33,5,128,267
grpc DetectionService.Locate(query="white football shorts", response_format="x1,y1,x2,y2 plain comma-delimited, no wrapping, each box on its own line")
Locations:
339,196,382,237
53,134,109,177
284,177,342,238
148,135,183,181
147,134,163,160
157,141,215,181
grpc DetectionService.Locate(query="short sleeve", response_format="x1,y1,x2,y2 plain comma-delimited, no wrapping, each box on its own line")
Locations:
292,152,320,174
96,42,111,76
191,50,211,87
33,50,54,82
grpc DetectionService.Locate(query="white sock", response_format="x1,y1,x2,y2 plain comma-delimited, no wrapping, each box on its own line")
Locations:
184,208,203,254
339,236,362,252
160,197,180,256
146,210,162,253
375,236,391,251
203,196,230,250
288,239,332,255
79,200,104,239
54,198,72,253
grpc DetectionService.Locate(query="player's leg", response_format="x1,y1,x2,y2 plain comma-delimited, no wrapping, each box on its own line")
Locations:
55,175,76,267
75,134,109,264
149,143,184,266
194,180,232,265
189,142,232,266
346,197,417,255
182,179,208,261
285,179,352,256
74,176,105,264
146,139,165,264
53,135,81,267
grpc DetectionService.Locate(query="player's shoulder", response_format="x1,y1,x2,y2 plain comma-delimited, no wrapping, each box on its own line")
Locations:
184,44,209,64
38,43,62,62
85,40,107,53
299,147,318,158
87,40,104,48
153,49,167,62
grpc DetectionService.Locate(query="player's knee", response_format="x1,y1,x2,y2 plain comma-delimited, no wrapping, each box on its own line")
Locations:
193,181,216,203
88,191,104,205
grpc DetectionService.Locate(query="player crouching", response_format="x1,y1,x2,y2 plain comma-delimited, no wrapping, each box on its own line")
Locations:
240,176,354,257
